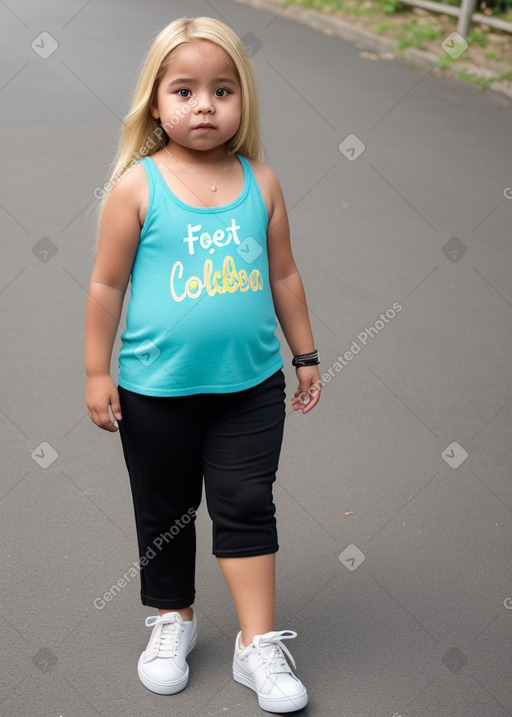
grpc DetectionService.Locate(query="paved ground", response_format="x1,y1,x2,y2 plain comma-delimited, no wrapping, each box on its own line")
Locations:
1,1,511,715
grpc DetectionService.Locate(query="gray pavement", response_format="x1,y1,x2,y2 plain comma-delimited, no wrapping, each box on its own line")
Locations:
1,1,512,715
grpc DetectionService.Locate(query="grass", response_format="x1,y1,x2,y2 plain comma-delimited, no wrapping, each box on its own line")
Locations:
457,68,493,87
396,19,444,49
467,28,490,46
281,0,512,92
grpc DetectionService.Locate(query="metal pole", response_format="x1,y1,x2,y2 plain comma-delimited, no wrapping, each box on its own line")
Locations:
458,0,478,38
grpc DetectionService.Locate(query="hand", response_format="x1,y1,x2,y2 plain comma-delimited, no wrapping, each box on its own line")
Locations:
291,365,322,415
86,374,122,432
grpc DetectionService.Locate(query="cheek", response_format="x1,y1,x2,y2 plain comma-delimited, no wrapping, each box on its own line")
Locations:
230,97,243,122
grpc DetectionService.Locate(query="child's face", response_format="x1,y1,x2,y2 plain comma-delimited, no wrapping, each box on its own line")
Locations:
151,39,242,152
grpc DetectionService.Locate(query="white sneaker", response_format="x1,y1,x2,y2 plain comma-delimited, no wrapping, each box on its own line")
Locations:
233,629,308,713
137,611,197,694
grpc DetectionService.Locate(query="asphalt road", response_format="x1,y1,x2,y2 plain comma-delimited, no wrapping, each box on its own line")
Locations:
1,1,511,715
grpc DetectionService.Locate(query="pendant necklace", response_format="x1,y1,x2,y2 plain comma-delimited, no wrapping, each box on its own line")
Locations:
163,144,229,192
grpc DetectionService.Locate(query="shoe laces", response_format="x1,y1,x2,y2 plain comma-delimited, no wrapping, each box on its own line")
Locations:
252,630,298,675
145,613,183,659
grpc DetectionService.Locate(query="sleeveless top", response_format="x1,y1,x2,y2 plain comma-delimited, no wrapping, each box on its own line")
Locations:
117,154,283,396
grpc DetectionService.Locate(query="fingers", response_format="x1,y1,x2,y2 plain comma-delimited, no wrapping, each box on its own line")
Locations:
110,387,123,422
88,405,119,432
291,378,322,414
87,386,121,432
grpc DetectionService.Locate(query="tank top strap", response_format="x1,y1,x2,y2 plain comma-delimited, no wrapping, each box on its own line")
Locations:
238,153,259,193
136,155,166,227
136,155,157,196
137,152,261,218
138,152,252,200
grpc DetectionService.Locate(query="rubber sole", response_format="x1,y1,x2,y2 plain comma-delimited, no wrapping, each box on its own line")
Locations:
233,666,308,713
138,633,197,695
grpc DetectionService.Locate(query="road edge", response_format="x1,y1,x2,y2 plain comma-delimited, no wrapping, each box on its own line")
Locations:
231,0,512,101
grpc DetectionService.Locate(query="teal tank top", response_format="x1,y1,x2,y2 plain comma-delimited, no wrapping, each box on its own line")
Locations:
117,154,283,396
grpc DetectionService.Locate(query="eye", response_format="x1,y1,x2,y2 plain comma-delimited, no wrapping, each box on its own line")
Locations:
176,88,191,98
216,87,231,97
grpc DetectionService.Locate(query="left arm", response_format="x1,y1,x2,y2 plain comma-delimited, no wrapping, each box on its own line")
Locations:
265,167,321,414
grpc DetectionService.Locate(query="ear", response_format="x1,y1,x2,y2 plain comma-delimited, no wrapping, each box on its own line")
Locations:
149,87,159,120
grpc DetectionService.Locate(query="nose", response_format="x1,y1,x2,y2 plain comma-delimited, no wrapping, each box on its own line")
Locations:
195,91,214,115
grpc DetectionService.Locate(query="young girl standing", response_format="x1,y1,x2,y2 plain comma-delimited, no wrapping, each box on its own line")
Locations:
85,16,321,714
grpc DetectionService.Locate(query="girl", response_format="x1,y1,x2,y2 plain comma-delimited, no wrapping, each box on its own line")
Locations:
85,16,321,714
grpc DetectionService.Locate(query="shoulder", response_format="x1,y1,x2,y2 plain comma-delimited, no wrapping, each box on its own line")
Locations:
245,158,281,192
245,158,284,222
109,160,147,202
108,159,149,228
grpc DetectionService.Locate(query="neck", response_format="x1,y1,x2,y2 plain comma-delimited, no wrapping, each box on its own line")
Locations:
166,142,229,165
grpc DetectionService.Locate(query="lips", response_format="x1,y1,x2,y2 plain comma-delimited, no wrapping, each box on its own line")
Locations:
194,123,216,129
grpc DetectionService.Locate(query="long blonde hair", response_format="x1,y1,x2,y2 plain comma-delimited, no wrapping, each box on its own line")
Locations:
95,16,265,229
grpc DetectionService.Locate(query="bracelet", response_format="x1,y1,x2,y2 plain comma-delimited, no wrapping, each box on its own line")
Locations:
292,349,320,367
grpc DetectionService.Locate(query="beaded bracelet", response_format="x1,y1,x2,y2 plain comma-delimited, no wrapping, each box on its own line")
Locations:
292,349,320,367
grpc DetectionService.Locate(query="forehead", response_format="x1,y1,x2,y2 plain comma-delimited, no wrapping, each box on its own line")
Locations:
164,39,237,78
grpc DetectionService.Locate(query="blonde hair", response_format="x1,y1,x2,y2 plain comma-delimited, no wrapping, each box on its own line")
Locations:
95,16,264,229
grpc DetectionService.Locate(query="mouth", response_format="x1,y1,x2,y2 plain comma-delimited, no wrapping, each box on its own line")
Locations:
194,123,216,130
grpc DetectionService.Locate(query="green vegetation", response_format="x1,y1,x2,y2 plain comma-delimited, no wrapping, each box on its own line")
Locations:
396,19,444,49
457,68,493,87
467,28,490,46
281,0,512,92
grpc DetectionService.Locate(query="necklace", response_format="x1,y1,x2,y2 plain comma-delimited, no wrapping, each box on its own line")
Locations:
163,144,229,192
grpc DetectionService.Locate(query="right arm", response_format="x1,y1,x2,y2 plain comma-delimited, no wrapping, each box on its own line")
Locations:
85,166,143,431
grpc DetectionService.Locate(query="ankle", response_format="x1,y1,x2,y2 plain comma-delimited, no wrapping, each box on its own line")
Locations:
239,631,258,648
158,606,194,621
241,623,274,647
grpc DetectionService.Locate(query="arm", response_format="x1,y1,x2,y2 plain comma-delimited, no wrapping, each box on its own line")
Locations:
265,168,321,415
85,167,142,431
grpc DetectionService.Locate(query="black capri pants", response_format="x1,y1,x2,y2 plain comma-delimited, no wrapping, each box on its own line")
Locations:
117,369,286,609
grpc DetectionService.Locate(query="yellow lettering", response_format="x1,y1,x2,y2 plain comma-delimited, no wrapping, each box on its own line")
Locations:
212,270,224,294
249,269,262,291
238,269,249,292
203,259,216,296
222,256,238,293
185,275,202,299
170,262,186,302
170,255,263,302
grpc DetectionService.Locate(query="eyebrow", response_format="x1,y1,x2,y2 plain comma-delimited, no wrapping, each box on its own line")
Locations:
167,77,237,87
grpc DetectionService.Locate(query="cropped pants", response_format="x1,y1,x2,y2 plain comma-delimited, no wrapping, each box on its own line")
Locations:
117,369,286,609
